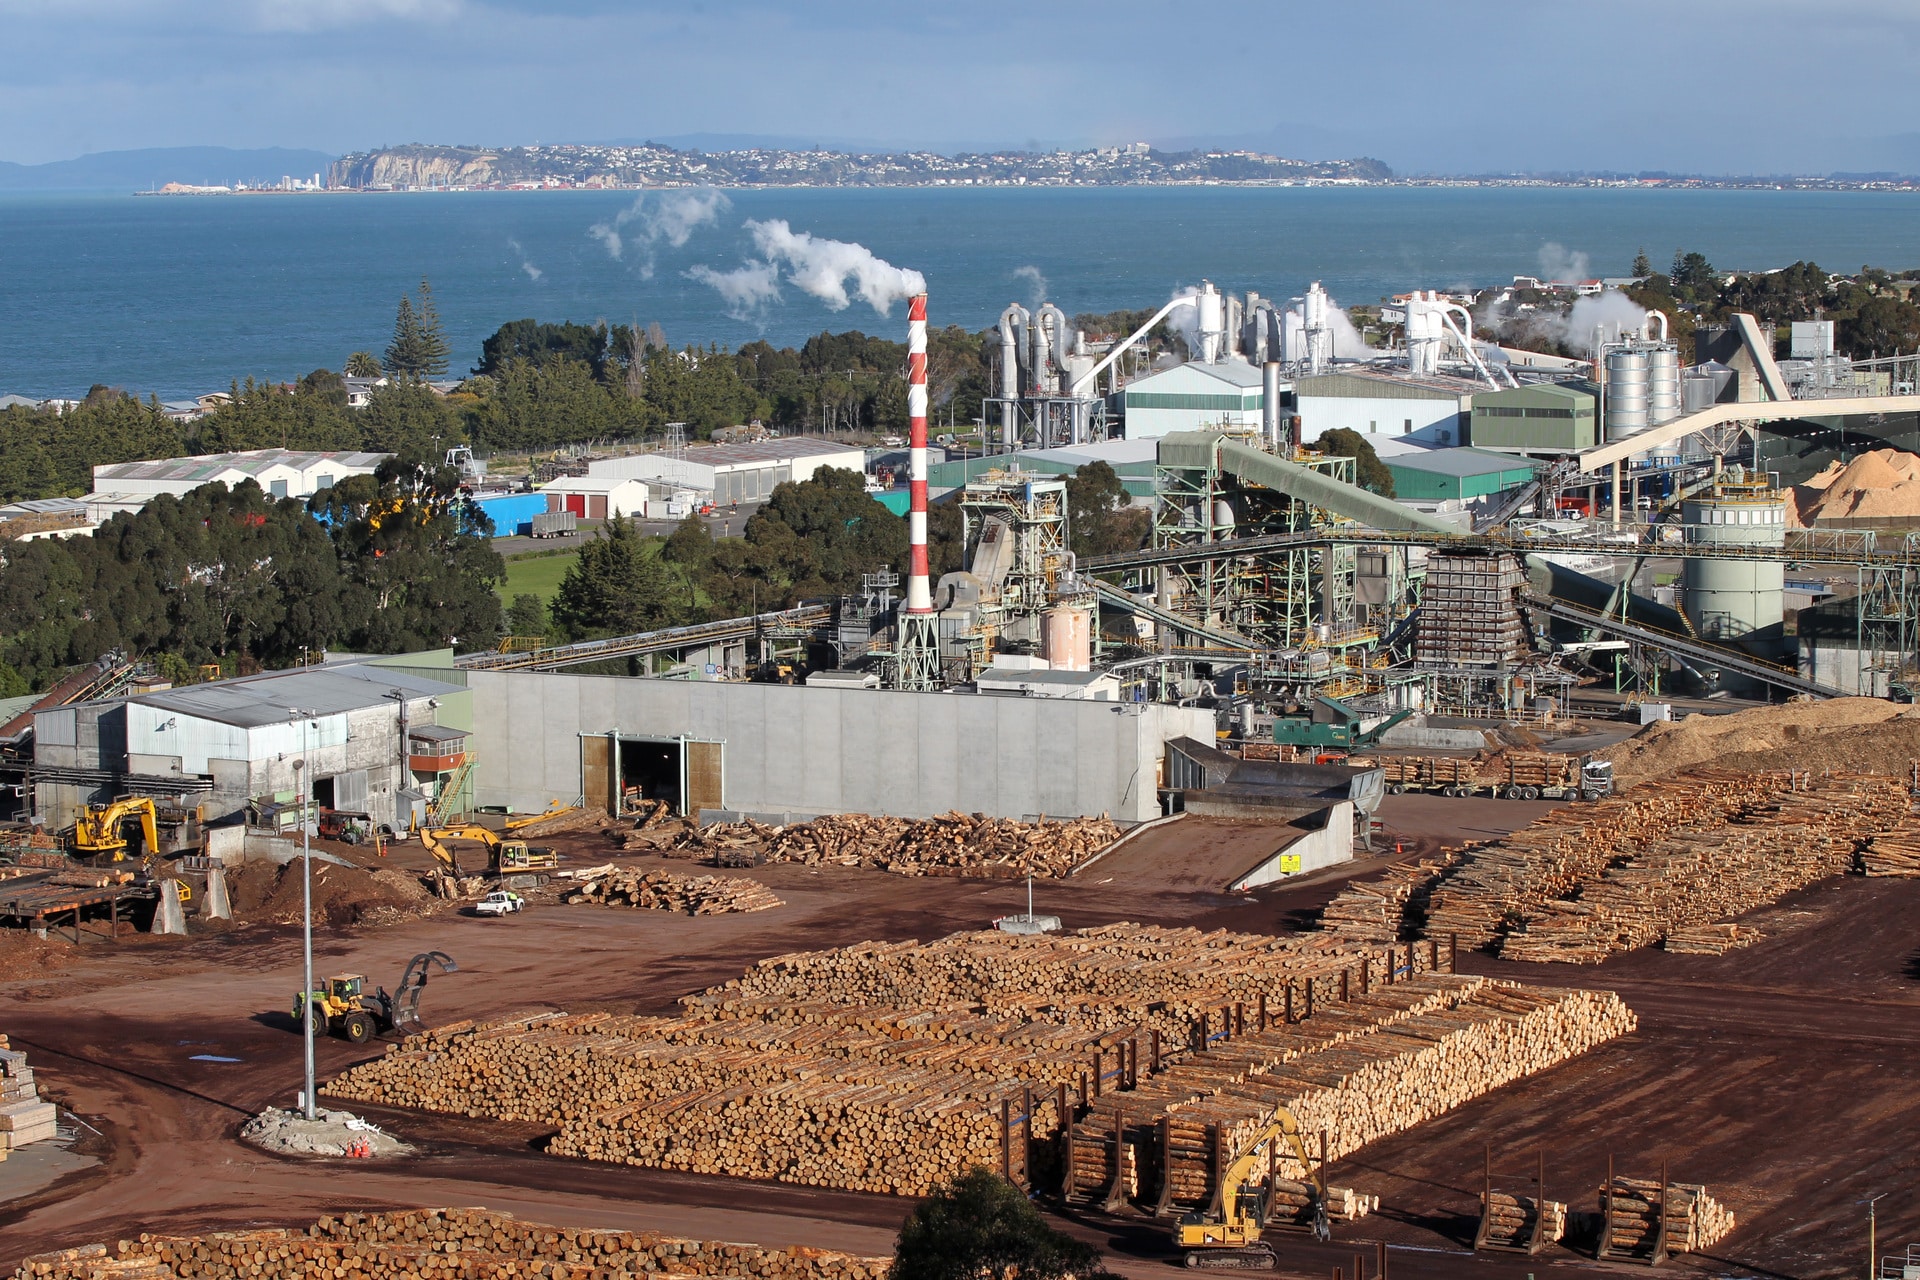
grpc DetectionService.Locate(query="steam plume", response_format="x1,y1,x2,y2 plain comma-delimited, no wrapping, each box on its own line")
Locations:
590,189,729,277
745,219,926,315
685,262,782,323
1560,290,1655,355
1013,265,1048,308
507,238,542,282
1537,242,1592,285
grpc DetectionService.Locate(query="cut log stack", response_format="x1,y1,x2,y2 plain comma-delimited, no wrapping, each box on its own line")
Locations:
1499,774,1907,965
1316,853,1458,946
0,1035,57,1155
1860,804,1920,876
1424,770,1794,949
561,868,784,915
663,812,1122,879
1072,980,1636,1212
1600,1178,1735,1257
11,1209,892,1280
324,927,1632,1203
1479,1193,1567,1249
1661,923,1762,955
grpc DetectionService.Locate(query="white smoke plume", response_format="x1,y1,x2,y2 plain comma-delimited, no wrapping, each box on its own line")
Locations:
590,189,729,277
507,238,542,282
1559,289,1656,355
745,219,925,315
1537,242,1592,285
1013,265,1048,308
1164,285,1203,356
685,261,782,324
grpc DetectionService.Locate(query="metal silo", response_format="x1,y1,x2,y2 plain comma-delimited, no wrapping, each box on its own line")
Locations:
1681,487,1786,641
1648,347,1681,424
1604,349,1649,443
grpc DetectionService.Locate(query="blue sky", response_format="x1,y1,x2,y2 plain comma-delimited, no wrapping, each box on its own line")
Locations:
5,0,1920,174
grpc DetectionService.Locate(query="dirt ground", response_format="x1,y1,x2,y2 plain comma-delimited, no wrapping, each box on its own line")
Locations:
3,797,1918,1280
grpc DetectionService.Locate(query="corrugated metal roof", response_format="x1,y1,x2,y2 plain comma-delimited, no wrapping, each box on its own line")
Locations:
682,439,864,466
94,449,389,482
1294,370,1482,399
1128,360,1269,390
1385,447,1535,479
135,664,463,728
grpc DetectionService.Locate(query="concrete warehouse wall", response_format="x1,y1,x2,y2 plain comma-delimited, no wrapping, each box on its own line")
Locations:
466,672,1213,823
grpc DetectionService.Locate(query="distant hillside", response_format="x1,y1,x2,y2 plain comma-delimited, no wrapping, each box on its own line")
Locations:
0,147,337,192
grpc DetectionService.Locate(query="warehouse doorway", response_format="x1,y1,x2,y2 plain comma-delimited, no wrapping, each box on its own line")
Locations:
581,733,724,817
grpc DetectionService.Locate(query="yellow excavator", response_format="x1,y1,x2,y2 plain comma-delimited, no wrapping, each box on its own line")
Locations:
1174,1108,1328,1269
418,825,560,877
71,797,161,861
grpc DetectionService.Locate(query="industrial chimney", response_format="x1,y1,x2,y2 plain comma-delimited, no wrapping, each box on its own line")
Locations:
895,292,941,691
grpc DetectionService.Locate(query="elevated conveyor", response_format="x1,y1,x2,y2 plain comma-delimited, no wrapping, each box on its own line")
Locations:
1089,580,1263,650
455,606,832,672
1523,593,1839,699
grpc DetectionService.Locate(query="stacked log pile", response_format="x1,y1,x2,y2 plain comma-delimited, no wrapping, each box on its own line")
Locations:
1480,1193,1567,1248
1500,774,1905,965
1860,805,1920,876
1316,854,1458,945
12,1209,891,1280
561,868,784,915
659,812,1122,879
1073,980,1635,1209
1661,923,1762,955
324,927,1630,1203
1600,1178,1735,1256
1267,1180,1377,1228
1423,771,1791,949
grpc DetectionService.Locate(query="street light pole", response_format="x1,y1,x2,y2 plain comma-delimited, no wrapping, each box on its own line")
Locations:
1868,1193,1888,1280
290,707,318,1121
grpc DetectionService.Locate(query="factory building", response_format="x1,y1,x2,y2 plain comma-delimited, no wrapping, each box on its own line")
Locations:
1383,448,1536,503
1467,382,1600,454
926,439,1158,499
1292,371,1476,446
586,439,866,507
88,449,388,508
1121,361,1281,439
30,661,469,831
466,669,1208,825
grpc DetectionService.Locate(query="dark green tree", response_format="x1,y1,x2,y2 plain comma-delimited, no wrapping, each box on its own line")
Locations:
1838,295,1920,358
549,517,680,640
504,592,550,639
1669,251,1718,303
747,467,908,595
386,293,424,377
477,319,610,379
1631,248,1653,278
416,278,451,378
1317,428,1395,496
889,1168,1115,1280
1064,462,1149,559
345,351,382,377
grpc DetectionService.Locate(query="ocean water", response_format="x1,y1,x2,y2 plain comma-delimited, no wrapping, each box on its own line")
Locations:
4,186,1920,400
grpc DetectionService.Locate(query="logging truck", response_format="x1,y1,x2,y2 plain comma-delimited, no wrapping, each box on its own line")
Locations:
1174,1108,1326,1268
1374,754,1612,801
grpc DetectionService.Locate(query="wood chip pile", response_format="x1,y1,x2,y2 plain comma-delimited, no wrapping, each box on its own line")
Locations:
560,867,783,915
654,812,1123,879
1499,773,1907,965
1600,1178,1736,1257
11,1209,890,1280
1066,977,1635,1209
324,928,1631,1203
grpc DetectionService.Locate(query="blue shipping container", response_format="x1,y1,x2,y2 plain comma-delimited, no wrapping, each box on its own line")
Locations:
473,492,550,537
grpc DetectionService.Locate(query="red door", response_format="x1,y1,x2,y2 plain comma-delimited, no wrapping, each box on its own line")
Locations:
566,493,587,517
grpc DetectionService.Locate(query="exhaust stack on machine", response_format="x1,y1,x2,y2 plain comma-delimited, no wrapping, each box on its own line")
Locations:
895,292,941,690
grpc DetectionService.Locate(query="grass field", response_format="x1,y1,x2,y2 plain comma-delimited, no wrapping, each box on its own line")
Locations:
499,551,578,604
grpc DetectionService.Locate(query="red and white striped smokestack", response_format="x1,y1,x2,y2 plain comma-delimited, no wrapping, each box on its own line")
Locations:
906,293,933,614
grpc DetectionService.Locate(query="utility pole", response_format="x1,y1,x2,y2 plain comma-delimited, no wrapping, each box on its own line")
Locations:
289,707,318,1120
1867,1193,1888,1280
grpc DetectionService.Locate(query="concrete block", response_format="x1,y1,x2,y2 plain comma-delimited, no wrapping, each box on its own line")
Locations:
150,879,187,935
202,864,232,920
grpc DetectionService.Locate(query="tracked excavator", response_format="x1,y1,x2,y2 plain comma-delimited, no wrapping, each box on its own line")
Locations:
418,825,560,878
70,797,161,861
1174,1108,1327,1269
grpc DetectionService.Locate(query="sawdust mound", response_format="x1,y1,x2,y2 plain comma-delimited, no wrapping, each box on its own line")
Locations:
1793,448,1920,524
0,930,74,982
1603,697,1913,790
236,859,436,928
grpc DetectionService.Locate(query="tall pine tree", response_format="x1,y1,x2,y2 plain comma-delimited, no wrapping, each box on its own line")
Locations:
416,278,451,378
385,294,423,377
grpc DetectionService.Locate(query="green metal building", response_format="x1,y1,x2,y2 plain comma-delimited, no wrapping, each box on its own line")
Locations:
1384,447,1537,502
1468,381,1600,453
924,440,1159,499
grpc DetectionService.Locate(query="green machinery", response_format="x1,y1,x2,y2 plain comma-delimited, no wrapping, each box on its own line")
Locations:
1270,694,1414,751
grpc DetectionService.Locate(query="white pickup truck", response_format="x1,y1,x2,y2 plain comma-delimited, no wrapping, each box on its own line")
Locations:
474,890,525,917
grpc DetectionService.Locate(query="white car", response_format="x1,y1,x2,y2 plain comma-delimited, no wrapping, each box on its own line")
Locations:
474,890,525,917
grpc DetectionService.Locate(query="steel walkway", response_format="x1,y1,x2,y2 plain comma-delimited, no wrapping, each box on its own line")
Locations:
455,606,833,672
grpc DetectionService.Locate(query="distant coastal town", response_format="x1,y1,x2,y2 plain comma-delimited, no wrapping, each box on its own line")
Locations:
137,141,1920,195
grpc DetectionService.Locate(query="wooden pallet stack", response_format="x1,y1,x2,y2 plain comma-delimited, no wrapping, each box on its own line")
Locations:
1599,1178,1736,1257
560,867,784,915
1500,774,1906,965
13,1209,893,1280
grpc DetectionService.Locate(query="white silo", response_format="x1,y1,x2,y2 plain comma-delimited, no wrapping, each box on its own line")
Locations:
1681,487,1786,641
1196,281,1226,363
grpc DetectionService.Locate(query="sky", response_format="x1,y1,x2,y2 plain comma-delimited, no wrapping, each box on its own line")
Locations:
5,0,1920,174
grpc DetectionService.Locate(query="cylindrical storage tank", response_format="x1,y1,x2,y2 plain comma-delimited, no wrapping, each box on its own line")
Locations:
1683,371,1717,414
1261,362,1284,452
1605,349,1649,442
1212,500,1236,532
1042,605,1092,672
1197,284,1225,362
1681,494,1786,641
1648,346,1681,425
